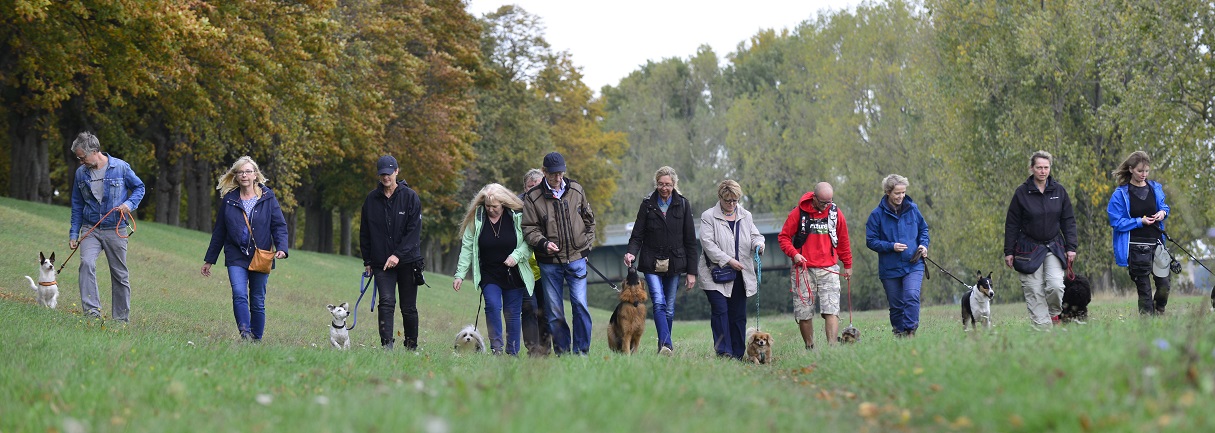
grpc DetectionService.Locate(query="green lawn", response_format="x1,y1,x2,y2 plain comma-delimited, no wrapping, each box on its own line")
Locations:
1,196,1212,432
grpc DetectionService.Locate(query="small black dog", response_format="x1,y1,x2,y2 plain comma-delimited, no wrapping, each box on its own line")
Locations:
1061,275,1092,323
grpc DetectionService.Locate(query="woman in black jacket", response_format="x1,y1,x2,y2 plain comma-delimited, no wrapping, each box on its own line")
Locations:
624,166,698,355
202,156,289,341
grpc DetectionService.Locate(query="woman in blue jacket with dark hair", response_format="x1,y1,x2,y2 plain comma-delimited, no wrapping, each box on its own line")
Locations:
202,156,290,341
1107,151,1170,315
865,174,930,338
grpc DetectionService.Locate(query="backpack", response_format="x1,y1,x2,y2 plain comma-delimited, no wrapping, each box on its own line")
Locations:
791,204,838,250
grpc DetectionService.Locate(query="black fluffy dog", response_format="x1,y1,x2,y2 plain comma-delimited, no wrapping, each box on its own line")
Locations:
1061,275,1092,323
522,287,557,357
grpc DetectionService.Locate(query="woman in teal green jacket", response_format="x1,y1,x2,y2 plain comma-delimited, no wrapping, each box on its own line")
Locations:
453,183,535,355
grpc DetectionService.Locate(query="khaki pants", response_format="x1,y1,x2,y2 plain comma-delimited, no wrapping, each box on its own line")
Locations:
1017,254,1064,327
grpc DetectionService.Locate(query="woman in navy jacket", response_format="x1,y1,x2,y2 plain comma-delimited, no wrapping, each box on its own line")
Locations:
202,156,290,341
865,174,929,337
1107,151,1170,315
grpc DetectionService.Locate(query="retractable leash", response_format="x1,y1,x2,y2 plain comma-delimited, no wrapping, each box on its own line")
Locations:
1162,230,1215,275
346,272,376,330
58,206,136,275
922,255,971,290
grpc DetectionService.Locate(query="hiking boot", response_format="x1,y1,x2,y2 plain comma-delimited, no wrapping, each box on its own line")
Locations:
659,346,673,356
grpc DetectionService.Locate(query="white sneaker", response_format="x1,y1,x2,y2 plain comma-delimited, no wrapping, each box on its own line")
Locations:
658,346,673,356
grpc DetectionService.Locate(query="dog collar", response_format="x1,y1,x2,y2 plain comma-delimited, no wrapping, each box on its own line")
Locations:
331,321,346,329
40,281,57,287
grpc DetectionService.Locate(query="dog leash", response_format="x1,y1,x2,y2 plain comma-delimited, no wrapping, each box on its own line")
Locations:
584,260,620,292
922,255,970,289
1162,230,1214,275
753,246,763,330
346,272,376,330
58,206,136,275
821,267,854,327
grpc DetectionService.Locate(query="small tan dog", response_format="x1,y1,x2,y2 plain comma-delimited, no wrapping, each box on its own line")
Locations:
745,328,773,364
607,268,648,354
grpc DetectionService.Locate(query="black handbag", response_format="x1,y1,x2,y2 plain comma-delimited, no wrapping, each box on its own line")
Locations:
1127,241,1155,277
707,219,741,284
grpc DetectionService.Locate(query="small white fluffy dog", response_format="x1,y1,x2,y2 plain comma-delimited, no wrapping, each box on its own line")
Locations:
327,303,350,349
453,324,485,353
25,252,59,309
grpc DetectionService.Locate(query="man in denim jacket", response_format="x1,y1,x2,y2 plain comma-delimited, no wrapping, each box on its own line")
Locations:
69,132,146,322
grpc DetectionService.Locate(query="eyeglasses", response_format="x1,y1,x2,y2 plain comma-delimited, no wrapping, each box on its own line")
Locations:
656,183,674,189
235,170,257,176
75,154,88,162
721,199,739,203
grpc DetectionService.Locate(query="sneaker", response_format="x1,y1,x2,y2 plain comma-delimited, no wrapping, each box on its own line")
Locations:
85,309,103,319
659,346,673,356
1051,315,1061,325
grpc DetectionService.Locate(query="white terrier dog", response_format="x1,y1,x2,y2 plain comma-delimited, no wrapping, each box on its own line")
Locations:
25,252,59,309
327,303,350,350
453,324,485,353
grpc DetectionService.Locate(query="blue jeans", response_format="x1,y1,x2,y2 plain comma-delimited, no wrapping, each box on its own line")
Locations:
482,283,524,355
539,259,591,355
705,279,747,359
227,266,269,339
881,270,923,334
646,273,680,349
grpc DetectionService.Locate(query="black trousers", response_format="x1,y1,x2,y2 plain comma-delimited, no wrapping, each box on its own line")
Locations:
1131,271,1170,315
375,263,419,348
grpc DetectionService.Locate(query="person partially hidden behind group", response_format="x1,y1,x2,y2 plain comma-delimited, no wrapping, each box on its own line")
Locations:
202,156,290,341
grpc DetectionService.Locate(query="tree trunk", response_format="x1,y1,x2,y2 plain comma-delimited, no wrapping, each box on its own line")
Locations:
184,152,214,231
152,130,183,226
8,110,53,203
340,209,353,256
302,200,334,253
285,210,298,251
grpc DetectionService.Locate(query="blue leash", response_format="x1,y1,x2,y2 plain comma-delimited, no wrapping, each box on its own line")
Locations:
347,272,376,330
753,246,763,330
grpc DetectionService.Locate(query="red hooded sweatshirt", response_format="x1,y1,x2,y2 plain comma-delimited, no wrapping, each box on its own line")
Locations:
777,191,852,269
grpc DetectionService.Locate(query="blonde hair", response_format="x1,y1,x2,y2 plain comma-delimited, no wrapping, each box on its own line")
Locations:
1029,150,1053,171
1112,151,1152,186
216,156,267,196
654,166,679,191
717,179,742,201
459,183,524,234
882,174,909,195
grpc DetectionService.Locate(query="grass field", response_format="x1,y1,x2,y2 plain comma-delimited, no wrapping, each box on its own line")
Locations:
2,196,1213,433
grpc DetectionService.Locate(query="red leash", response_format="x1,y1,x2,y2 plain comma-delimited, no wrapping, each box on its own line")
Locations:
792,265,854,326
58,206,136,275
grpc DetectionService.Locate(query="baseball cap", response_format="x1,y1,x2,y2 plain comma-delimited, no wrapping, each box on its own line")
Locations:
543,152,566,172
377,155,398,176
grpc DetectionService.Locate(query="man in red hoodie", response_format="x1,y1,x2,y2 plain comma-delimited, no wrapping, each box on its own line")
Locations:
778,182,853,349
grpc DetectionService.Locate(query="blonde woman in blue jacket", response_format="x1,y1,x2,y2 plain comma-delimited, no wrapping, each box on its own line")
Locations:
1107,151,1170,315
453,183,536,355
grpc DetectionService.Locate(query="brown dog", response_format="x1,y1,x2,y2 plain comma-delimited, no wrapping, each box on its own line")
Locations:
745,328,773,364
607,268,648,354
839,326,861,343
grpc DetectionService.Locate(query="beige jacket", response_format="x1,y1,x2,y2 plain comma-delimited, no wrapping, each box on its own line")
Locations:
698,203,765,298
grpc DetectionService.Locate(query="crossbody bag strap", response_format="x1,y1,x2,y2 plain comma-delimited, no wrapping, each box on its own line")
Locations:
242,211,257,249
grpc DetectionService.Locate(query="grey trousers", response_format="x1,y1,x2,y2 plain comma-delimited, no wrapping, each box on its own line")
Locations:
1017,254,1064,327
78,228,132,321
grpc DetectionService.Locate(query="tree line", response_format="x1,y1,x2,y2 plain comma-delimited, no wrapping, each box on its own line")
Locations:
3,1,1213,310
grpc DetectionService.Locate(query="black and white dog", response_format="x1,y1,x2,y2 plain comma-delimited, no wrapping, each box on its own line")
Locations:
961,271,994,331
327,303,351,349
25,252,59,309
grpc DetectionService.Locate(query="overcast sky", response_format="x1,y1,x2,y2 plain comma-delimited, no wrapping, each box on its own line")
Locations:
466,0,859,92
